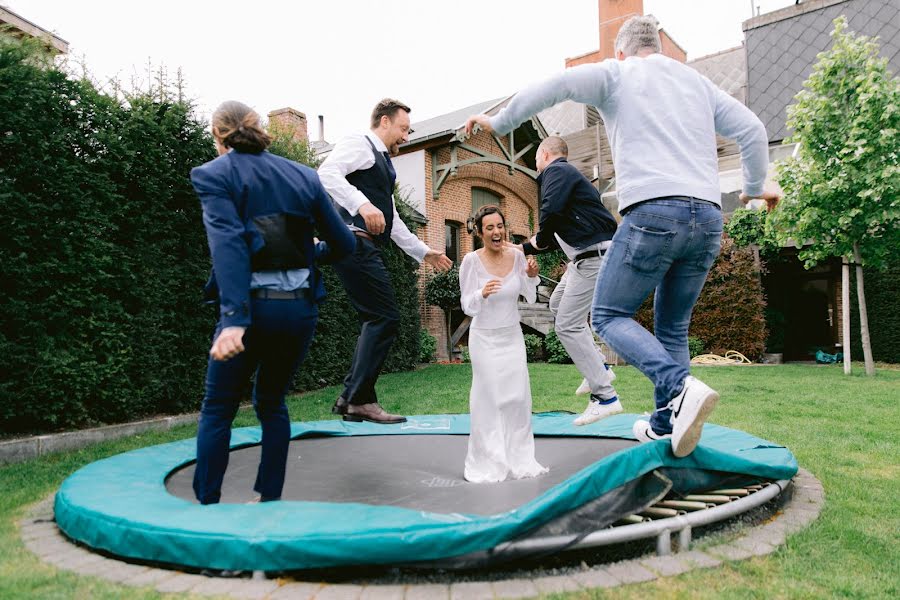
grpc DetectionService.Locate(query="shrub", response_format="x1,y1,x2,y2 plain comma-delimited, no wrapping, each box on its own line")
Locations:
418,329,437,364
524,333,544,362
635,238,767,360
424,265,461,359
687,336,706,358
535,250,567,284
544,329,572,364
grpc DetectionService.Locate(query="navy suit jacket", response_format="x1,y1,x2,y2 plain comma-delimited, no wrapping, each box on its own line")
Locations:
523,158,617,255
191,150,355,328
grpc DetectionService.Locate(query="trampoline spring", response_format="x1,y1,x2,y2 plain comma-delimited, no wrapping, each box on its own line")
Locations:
746,484,765,491
708,488,750,497
684,494,733,505
656,500,712,511
616,515,647,525
640,507,680,519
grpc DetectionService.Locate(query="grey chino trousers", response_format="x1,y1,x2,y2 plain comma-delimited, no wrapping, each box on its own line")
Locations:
548,255,617,400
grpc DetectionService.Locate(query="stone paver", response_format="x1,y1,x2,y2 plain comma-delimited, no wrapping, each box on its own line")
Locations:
269,582,322,599
155,572,208,594
314,583,365,600
450,581,495,600
404,583,450,600
641,554,693,577
532,574,582,594
20,469,827,599
572,567,620,589
605,561,658,584
492,578,539,599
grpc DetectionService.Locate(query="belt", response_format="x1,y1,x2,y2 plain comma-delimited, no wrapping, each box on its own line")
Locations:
574,248,607,262
250,288,311,300
353,230,375,242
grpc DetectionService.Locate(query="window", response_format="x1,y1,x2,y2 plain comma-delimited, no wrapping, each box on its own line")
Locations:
471,187,501,215
445,222,460,263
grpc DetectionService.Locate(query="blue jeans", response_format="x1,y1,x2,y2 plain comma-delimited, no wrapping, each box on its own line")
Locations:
193,296,317,504
591,198,722,434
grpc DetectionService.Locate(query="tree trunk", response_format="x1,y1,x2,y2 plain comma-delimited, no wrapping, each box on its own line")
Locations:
842,259,851,375
853,243,875,376
446,311,453,361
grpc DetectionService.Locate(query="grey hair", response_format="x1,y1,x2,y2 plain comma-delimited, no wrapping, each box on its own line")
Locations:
538,136,568,158
614,15,661,57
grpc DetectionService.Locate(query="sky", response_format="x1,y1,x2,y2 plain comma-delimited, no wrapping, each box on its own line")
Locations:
10,0,796,141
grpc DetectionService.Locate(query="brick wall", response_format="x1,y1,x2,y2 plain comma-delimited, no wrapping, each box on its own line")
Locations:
416,131,540,359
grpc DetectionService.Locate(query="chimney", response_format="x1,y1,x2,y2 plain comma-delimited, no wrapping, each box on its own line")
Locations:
318,115,325,143
599,0,644,60
267,107,308,143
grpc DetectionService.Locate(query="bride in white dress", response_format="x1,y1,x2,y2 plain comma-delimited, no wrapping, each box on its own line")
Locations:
459,205,548,483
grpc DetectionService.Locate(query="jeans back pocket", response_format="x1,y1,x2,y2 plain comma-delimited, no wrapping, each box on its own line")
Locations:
624,224,676,274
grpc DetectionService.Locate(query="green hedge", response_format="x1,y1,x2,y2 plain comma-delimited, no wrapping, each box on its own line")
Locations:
849,260,900,364
0,39,215,433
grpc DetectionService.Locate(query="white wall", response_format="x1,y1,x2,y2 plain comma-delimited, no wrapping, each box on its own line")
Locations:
393,150,426,215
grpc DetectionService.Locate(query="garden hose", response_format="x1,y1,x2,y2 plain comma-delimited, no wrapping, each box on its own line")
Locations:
690,351,753,365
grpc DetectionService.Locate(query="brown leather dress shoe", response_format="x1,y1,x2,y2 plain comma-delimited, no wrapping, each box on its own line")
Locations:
343,402,407,424
331,396,349,415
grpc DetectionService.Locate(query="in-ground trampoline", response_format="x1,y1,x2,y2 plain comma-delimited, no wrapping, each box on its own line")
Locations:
54,413,797,572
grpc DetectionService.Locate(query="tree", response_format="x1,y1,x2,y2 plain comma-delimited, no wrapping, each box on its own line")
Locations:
772,17,900,376
425,266,461,360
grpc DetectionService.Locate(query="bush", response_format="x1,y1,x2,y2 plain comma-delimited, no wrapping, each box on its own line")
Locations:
635,238,767,359
0,39,215,433
850,259,900,363
687,336,706,358
524,333,544,362
544,329,572,364
418,329,437,364
535,250,567,284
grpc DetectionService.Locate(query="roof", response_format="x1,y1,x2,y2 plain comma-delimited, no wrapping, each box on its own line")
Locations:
404,98,504,146
688,46,747,103
0,7,68,54
744,0,900,142
537,101,589,137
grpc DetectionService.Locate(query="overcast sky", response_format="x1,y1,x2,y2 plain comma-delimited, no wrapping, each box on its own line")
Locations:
11,0,795,141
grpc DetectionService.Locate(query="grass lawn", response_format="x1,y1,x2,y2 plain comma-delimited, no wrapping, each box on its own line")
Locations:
1,363,897,599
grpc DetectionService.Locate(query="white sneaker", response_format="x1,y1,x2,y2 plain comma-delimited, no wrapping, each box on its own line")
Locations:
632,419,671,443
575,366,616,395
573,396,623,426
668,376,719,457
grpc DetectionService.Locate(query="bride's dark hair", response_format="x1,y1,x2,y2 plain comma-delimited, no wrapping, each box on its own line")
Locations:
473,205,506,236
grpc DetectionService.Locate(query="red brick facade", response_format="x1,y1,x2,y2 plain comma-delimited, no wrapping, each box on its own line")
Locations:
405,131,540,359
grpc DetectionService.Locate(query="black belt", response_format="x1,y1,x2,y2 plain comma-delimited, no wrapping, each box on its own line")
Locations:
250,288,311,300
574,248,606,262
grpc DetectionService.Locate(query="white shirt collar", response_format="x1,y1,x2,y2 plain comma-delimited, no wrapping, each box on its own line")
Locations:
365,131,389,153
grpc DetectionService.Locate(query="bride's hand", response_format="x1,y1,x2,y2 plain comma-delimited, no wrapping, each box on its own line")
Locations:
525,256,539,278
482,279,502,298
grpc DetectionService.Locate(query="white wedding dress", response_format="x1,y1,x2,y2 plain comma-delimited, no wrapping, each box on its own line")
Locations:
459,250,548,483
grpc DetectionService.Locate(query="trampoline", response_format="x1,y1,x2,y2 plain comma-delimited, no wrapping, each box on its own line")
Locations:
54,413,797,572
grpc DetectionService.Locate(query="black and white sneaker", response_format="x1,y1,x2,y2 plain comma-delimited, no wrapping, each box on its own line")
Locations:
632,419,671,443
668,376,719,457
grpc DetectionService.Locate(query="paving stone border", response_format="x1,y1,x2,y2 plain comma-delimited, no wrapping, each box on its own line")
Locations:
19,468,825,599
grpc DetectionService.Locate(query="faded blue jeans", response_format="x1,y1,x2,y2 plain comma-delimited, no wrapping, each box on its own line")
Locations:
591,197,723,434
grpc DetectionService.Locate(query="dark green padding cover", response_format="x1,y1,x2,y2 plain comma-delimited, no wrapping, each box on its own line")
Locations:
54,413,797,571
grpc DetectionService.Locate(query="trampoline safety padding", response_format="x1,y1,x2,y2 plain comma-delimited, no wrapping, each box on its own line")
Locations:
54,413,797,571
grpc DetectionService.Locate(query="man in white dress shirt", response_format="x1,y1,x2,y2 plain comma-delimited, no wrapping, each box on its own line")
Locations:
319,98,452,424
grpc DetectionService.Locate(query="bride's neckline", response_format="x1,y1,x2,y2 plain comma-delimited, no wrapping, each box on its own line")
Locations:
474,249,515,279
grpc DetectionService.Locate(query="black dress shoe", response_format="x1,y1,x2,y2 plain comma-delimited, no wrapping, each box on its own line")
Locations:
331,396,349,415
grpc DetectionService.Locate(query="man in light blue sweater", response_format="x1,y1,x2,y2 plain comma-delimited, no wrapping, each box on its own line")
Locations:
466,16,779,457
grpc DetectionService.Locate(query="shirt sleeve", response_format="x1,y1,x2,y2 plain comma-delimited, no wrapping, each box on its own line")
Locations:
191,164,251,329
309,171,356,262
517,252,539,304
489,62,619,135
317,135,377,215
389,198,429,262
712,87,770,197
459,254,486,317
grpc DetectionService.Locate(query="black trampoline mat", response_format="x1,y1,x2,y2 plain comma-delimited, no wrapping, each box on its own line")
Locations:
166,435,637,515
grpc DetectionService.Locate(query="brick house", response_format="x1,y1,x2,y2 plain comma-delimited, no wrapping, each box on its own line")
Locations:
0,6,69,54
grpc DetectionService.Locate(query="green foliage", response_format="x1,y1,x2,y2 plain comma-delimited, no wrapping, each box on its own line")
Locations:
724,207,781,260
267,124,319,167
461,346,471,363
850,259,900,363
687,336,706,359
523,333,544,362
772,17,900,270
424,267,461,312
544,329,572,364
535,250,567,283
0,39,216,433
636,238,767,359
418,329,437,364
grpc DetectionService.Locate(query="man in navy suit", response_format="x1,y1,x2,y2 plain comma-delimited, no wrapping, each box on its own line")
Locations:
517,136,622,426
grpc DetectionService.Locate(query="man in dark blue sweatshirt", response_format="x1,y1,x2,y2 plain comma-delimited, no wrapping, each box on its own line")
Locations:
519,136,621,425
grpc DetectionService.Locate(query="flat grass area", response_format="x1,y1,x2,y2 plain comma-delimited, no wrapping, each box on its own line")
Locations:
1,363,897,599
